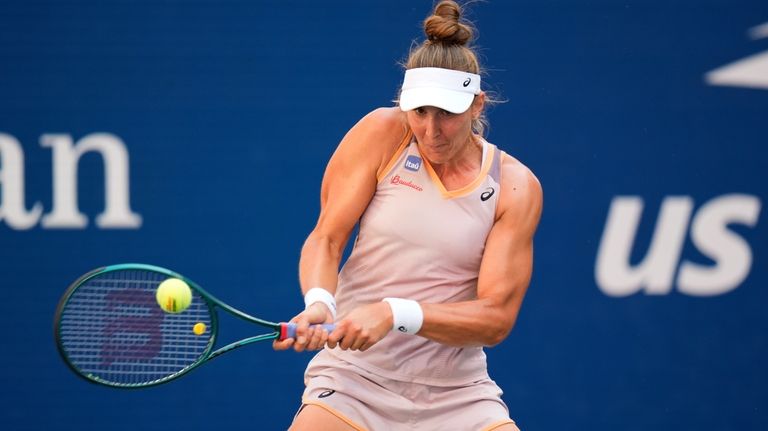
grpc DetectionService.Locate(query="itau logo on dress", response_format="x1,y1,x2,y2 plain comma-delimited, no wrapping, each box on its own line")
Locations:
404,155,422,172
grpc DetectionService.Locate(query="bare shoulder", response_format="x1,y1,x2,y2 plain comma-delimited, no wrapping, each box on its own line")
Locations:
335,107,409,172
499,153,542,199
496,153,543,232
360,106,408,136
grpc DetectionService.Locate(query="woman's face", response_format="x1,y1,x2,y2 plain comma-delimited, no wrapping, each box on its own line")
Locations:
405,94,484,165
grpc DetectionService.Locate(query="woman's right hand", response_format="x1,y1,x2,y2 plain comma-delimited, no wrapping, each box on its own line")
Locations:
272,302,333,352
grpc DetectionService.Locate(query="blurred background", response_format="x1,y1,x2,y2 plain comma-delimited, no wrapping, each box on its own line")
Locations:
1,0,765,429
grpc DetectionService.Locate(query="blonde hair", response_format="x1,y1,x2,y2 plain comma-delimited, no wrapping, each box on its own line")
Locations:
402,0,494,136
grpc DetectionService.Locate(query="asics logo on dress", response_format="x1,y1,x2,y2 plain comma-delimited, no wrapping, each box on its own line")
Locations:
480,187,495,201
318,390,335,398
404,155,422,172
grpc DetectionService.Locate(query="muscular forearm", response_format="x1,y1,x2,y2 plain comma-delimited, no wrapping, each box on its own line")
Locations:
298,231,347,295
418,299,518,347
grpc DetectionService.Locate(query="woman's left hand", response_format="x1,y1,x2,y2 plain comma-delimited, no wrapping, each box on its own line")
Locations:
327,301,394,351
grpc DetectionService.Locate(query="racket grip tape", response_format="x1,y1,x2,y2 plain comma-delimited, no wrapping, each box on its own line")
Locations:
279,322,336,341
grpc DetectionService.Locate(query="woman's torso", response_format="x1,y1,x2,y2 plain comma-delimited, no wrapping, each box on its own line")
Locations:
323,132,504,386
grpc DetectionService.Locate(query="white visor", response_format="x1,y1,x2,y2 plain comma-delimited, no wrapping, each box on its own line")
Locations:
399,67,481,114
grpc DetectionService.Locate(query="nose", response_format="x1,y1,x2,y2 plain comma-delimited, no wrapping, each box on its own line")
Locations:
424,113,440,138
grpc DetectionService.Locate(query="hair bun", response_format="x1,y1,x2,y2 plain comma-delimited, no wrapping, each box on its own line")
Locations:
424,1,473,46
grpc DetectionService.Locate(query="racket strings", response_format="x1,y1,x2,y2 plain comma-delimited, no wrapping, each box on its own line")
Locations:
58,269,214,386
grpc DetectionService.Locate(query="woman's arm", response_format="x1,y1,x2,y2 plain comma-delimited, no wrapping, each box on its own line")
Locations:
419,156,543,346
274,107,406,352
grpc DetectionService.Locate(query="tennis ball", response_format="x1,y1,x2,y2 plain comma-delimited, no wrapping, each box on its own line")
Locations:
156,278,192,313
193,322,206,335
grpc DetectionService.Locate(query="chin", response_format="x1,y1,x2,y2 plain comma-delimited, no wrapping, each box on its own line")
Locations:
421,151,445,165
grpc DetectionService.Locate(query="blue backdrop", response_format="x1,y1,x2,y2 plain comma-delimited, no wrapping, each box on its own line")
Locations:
1,1,766,430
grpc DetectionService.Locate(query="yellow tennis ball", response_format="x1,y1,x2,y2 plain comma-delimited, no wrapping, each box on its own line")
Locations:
193,322,206,335
155,278,192,314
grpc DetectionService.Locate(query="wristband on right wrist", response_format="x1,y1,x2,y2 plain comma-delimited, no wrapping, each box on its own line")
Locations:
304,287,337,320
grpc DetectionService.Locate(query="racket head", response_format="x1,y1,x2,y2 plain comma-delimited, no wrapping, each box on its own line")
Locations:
54,264,218,388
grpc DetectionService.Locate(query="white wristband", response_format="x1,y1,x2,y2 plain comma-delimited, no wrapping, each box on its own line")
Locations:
383,298,423,335
304,287,337,320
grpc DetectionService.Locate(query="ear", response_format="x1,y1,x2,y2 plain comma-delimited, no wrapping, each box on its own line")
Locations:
471,92,486,119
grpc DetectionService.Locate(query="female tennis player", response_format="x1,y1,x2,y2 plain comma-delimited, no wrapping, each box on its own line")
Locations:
274,1,542,430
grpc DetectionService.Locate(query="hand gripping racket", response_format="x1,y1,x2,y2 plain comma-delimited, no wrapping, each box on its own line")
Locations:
54,263,334,388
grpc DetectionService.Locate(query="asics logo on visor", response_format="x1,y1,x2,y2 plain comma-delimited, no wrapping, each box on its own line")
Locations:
463,78,471,87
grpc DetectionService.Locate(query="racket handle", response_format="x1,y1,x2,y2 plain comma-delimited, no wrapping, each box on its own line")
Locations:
279,322,336,341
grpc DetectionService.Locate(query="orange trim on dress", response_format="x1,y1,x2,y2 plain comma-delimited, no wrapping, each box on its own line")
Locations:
419,141,496,199
482,419,518,431
300,398,369,431
376,130,414,183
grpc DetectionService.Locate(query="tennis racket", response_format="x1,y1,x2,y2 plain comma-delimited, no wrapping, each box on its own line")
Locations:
54,263,334,389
